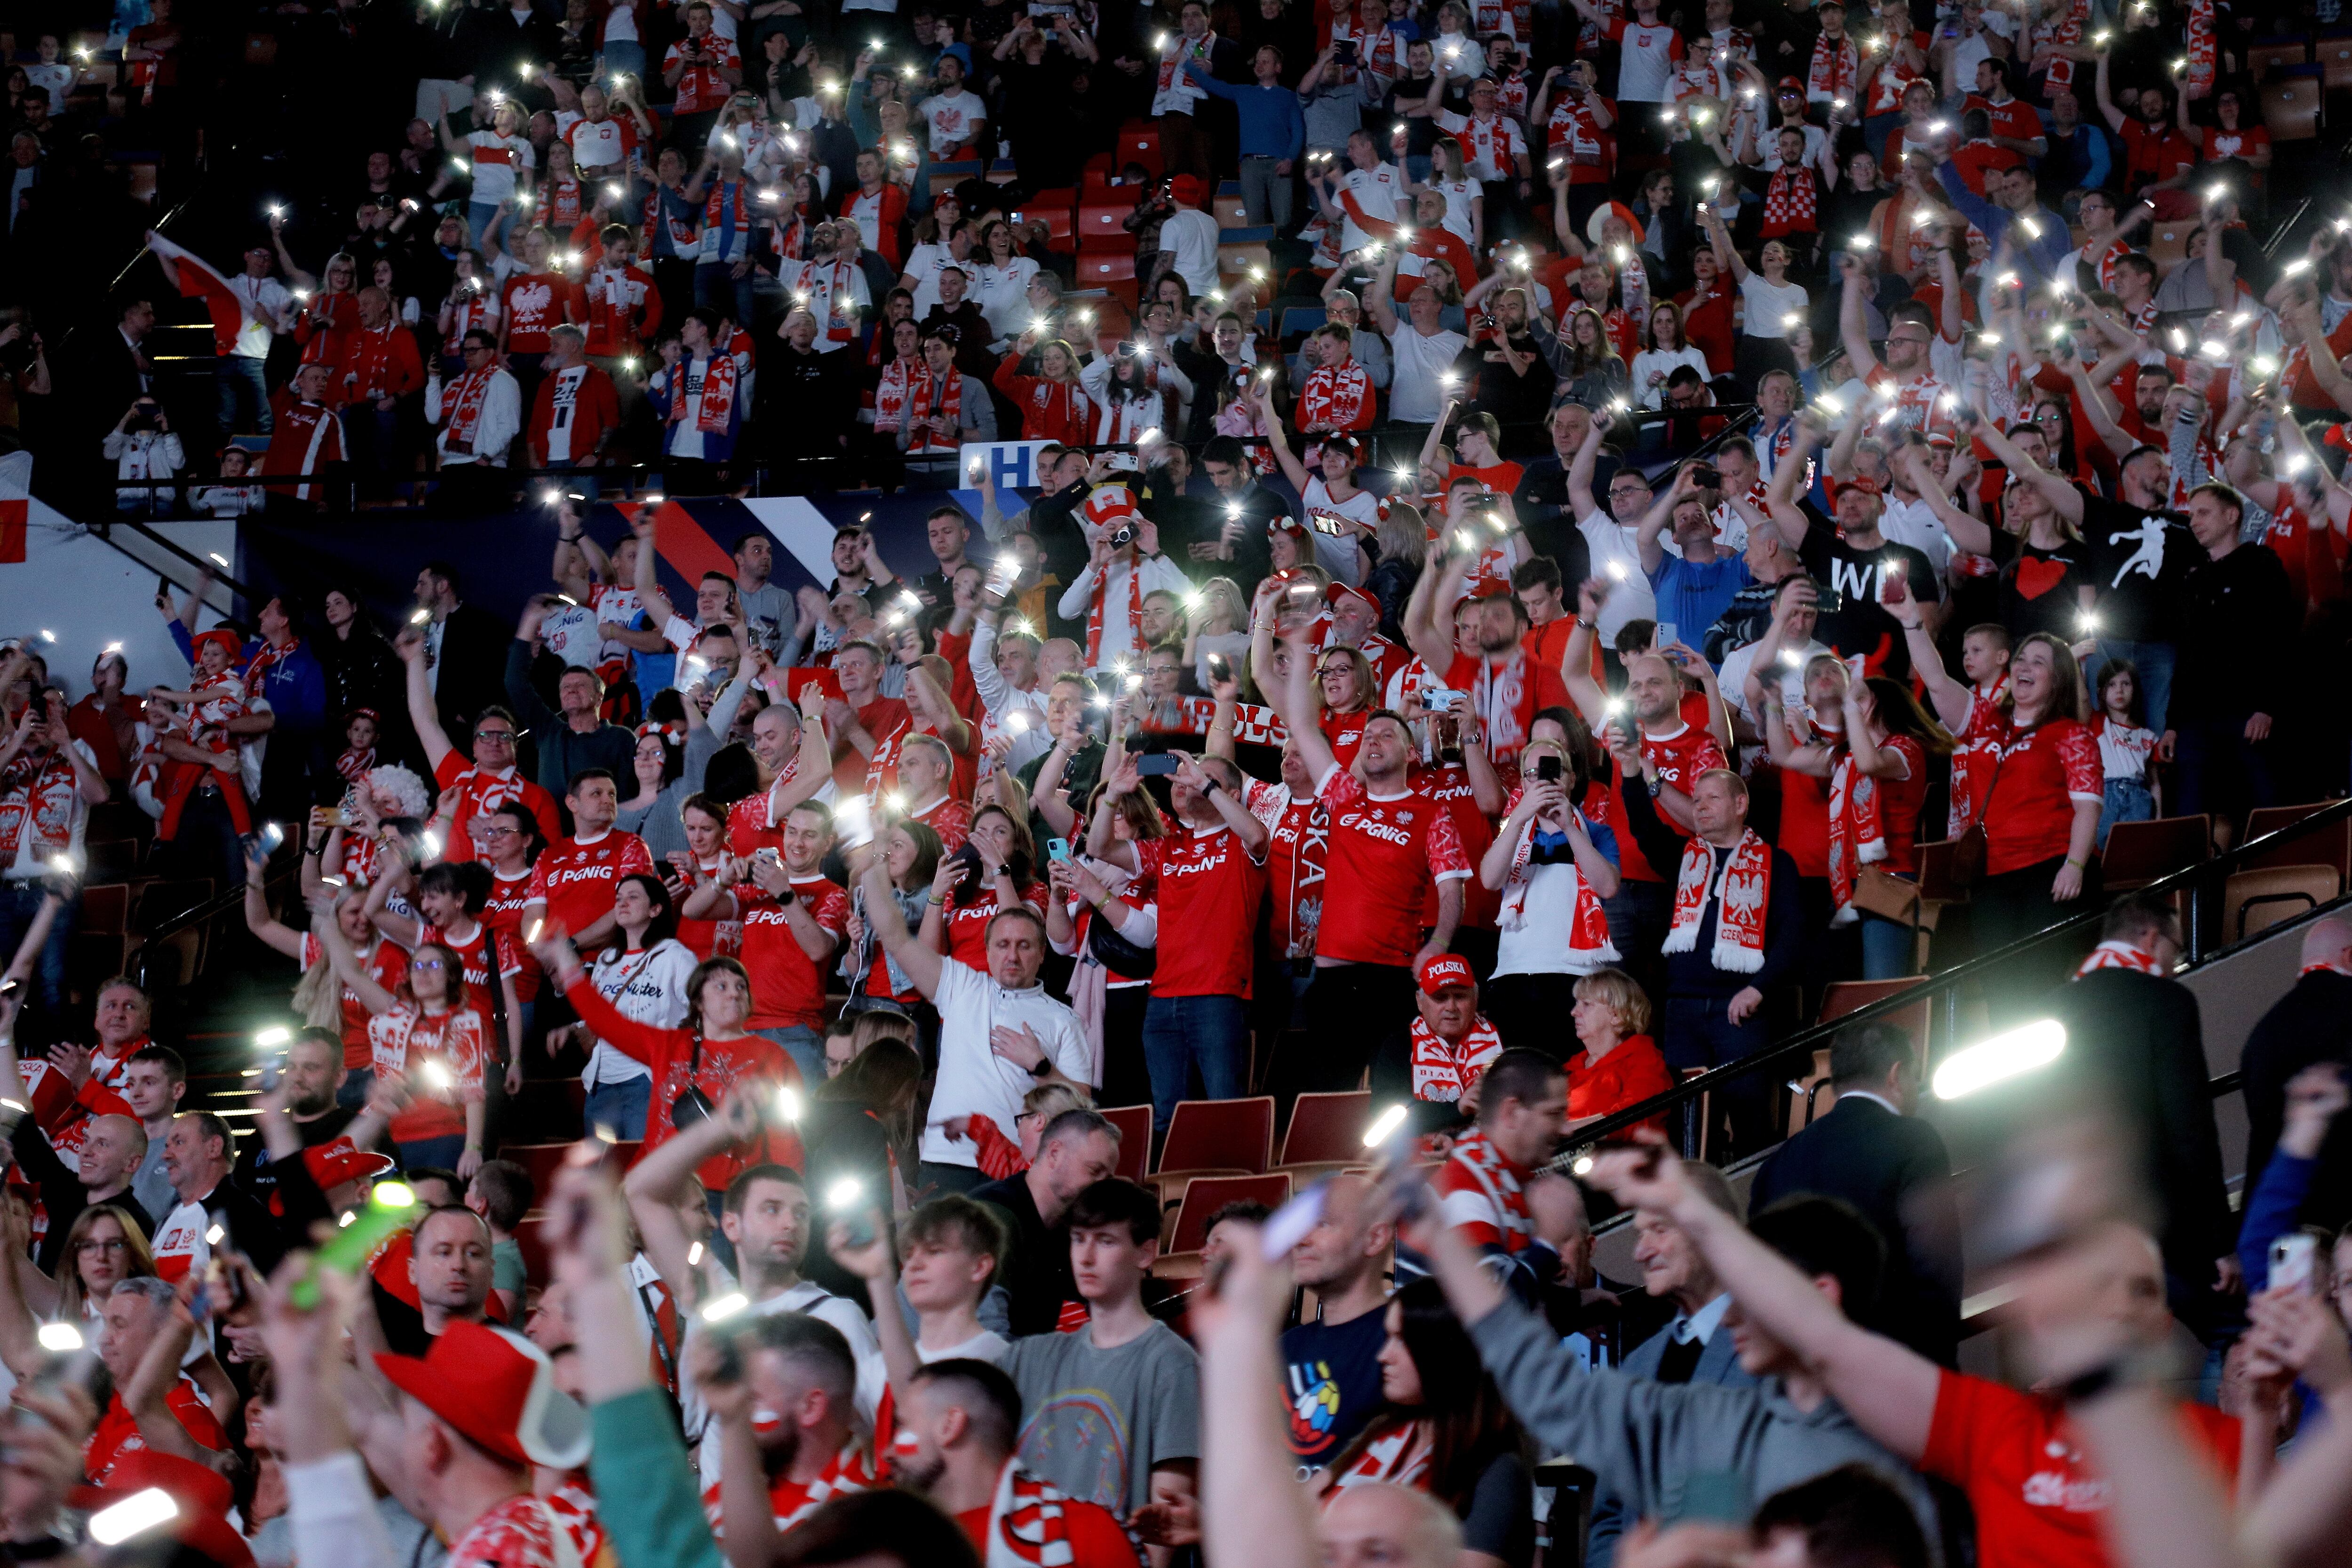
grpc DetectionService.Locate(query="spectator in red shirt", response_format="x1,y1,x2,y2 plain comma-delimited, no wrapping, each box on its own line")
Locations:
1585,1146,2247,1568
2094,57,2197,212
526,324,622,470
824,641,913,797
1264,579,1471,1106
1564,966,1672,1134
684,796,852,1086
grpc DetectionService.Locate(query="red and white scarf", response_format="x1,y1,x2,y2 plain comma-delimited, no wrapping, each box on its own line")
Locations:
872,359,922,433
1299,362,1373,434
441,363,500,446
2186,0,2217,99
1083,561,1144,671
335,743,376,784
1826,743,1886,925
1662,830,1772,974
2037,0,2089,91
1946,679,2009,837
1330,1422,1432,1494
0,748,80,862
1807,32,1858,103
978,1459,1126,1568
906,364,963,454
2074,940,2168,978
1495,801,1617,958
546,175,584,230
1763,165,1817,238
1409,1015,1506,1106
689,352,738,434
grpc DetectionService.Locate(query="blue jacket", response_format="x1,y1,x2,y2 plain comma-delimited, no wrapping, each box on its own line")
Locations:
1935,159,2072,287
1184,65,1306,161
169,625,327,733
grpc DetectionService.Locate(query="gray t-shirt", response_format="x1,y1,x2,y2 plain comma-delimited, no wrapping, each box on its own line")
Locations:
737,581,797,664
1005,1321,1201,1516
132,1132,175,1230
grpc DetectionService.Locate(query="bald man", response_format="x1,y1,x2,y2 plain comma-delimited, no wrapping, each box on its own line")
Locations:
1281,1175,1395,1475
1320,1484,1463,1568
2238,913,2352,1236
9,1107,152,1270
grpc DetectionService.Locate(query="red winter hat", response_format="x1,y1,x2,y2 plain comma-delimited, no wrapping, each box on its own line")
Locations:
1169,174,1206,208
1417,953,1476,996
68,1451,254,1568
374,1320,591,1470
191,629,243,664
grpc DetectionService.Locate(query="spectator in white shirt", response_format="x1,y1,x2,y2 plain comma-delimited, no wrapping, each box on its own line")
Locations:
222,231,292,435
1152,175,1223,301
1364,247,1468,429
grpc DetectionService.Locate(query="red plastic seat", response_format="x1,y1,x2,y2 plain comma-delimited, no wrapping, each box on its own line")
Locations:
1166,1173,1292,1254
1278,1090,1373,1167
1100,1103,1152,1184
1017,187,1079,252
1156,1096,1275,1176
1116,119,1164,176
1073,253,1139,308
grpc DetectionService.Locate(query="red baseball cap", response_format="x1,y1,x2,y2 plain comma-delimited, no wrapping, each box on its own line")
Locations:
1777,76,1804,94
1417,953,1476,996
373,1320,591,1470
271,1137,398,1217
1326,581,1379,615
1839,474,1883,498
68,1451,254,1568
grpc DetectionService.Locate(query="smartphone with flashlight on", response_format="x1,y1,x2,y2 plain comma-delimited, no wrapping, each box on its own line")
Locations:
2271,1232,2319,1295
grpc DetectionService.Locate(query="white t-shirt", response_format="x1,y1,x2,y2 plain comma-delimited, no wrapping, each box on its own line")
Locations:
1430,176,1478,243
1335,163,1407,253
1159,206,1222,298
1302,477,1382,587
1578,509,1661,644
972,257,1041,339
683,1280,885,1483
24,62,71,113
918,88,989,153
1720,634,1831,746
1631,345,1712,408
1738,272,1808,341
1385,323,1468,425
1761,122,1827,171
923,959,1091,1168
1613,20,1683,102
900,241,968,318
1878,493,1955,578
540,602,603,670
568,115,635,174
580,937,698,1091
463,131,534,206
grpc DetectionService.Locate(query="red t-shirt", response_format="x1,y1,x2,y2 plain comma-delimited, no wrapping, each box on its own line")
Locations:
1778,759,1831,878
526,829,655,936
1877,733,1930,876
910,795,974,854
431,752,561,864
735,874,850,1030
301,931,408,1070
939,880,1051,971
1139,824,1267,998
1674,281,1735,374
1313,765,1471,967
1921,1369,2239,1568
842,697,914,795
1321,705,1370,771
664,34,742,115
1983,715,2101,876
86,1382,227,1486
2203,123,2270,168
501,271,578,355
564,978,805,1189
421,916,523,1052
2119,118,2195,190
482,866,544,1003
1414,759,1501,930
1442,648,1573,771
367,1003,485,1143
1641,703,1730,810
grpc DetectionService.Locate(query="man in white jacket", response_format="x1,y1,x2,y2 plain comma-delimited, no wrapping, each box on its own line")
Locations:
1055,481,1193,673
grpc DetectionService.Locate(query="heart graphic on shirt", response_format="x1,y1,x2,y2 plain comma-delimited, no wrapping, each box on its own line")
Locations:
2013,556,2068,600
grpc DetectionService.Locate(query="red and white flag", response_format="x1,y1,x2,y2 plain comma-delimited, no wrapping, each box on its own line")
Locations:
143,231,242,358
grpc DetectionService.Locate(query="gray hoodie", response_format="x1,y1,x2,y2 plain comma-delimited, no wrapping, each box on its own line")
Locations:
1466,1297,1942,1557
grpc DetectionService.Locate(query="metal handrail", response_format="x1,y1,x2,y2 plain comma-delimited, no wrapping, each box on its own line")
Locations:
1541,796,2352,1175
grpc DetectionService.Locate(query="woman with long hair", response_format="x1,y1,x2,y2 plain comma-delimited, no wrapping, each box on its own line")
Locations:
970,217,1041,342
246,847,408,1103
310,901,486,1173
1550,305,1630,408
867,315,928,464
533,931,804,1203
565,871,699,1142
992,334,1093,446
844,820,946,1018
1631,300,1710,408
1899,580,2100,995
800,1032,927,1296
53,1204,157,1329
1182,577,1253,696
314,581,404,746
1480,733,1623,1049
669,793,743,961
1315,1278,1535,1568
923,803,1048,970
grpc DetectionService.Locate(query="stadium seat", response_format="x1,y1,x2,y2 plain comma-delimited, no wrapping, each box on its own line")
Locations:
1279,306,1329,341
2319,31,2352,88
1165,1172,1292,1254
503,1141,576,1203
70,884,132,984
1077,198,1132,249
2099,814,2212,890
1213,182,1250,227
2241,802,2352,879
1277,1090,1373,1172
1809,979,1931,1119
928,160,983,199
1152,1095,1275,1202
1785,1048,1835,1138
1116,120,1164,176
1073,251,1139,308
2263,65,2325,141
1015,187,1078,252
2225,865,2343,942
2247,35,2312,81
1100,1103,1152,1183
1217,226,1277,287
2148,222,2195,276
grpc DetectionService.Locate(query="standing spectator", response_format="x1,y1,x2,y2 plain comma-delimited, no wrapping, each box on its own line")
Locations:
427,330,523,511
102,398,182,516
525,324,622,471
1749,1020,1961,1367
651,311,746,495
1365,250,1468,433
1186,49,1305,228
440,97,536,246
222,231,293,435
2236,915,2352,1239
2170,482,2293,822
1152,2,1240,183
0,694,105,1022
258,363,348,512
336,286,426,496
898,327,996,489
1478,733,1622,1049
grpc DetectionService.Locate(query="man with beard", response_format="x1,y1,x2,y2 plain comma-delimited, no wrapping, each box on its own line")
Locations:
364,1198,497,1357
894,1358,1144,1564
1400,530,1573,776
690,1312,878,1548
230,1027,355,1210
1757,412,1941,680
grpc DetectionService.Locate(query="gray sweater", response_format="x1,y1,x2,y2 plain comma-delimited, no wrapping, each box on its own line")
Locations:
1466,1297,1941,1556
616,670,753,861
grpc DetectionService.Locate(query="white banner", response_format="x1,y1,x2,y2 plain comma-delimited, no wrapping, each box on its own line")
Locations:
0,508,238,708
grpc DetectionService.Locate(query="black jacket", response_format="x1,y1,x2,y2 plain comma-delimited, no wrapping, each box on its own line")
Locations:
9,1118,153,1274
2039,969,2233,1283
1620,781,1805,998
432,603,515,745
1749,1095,1963,1367
2238,969,2352,1238
971,1170,1080,1338
2173,542,2296,724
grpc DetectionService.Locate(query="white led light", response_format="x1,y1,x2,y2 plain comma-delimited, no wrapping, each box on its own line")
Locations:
1933,1019,2065,1099
36,1321,81,1352
1362,1104,1408,1146
89,1489,178,1546
701,1291,748,1322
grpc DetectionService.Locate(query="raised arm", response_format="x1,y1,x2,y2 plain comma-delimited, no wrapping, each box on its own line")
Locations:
854,847,945,999
1885,571,1972,732
395,626,456,773
1589,1146,1940,1461
1566,407,1607,523
2093,50,2125,133
1401,533,1470,670
1837,254,1883,383
307,892,399,1014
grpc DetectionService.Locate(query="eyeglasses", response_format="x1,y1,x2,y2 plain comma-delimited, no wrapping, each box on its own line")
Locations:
1610,483,1652,499
480,823,518,837
474,729,516,743
412,957,448,971
1887,333,1931,347
75,1238,128,1256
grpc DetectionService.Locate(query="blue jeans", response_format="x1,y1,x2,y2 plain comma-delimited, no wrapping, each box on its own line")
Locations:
1140,993,1250,1133
0,882,71,1020
601,41,646,84
2089,638,2176,735
755,1024,825,1086
216,355,271,436
583,1074,652,1141
695,262,757,328
467,201,502,248
2099,776,2156,851
1859,909,1915,979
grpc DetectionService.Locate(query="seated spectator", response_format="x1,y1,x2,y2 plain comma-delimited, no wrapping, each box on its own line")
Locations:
969,1107,1122,1337
1565,967,1673,1135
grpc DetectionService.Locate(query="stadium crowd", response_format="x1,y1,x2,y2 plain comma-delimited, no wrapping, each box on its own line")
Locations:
2,0,2352,1561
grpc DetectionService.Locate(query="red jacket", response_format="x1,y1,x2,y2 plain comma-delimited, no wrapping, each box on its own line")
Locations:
839,181,909,270
334,321,425,407
579,260,664,357
528,361,623,467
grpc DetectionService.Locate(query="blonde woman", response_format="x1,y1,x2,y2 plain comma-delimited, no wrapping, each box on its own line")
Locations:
1182,577,1251,694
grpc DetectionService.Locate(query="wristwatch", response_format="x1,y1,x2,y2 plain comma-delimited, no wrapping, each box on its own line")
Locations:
1027,1057,1053,1079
